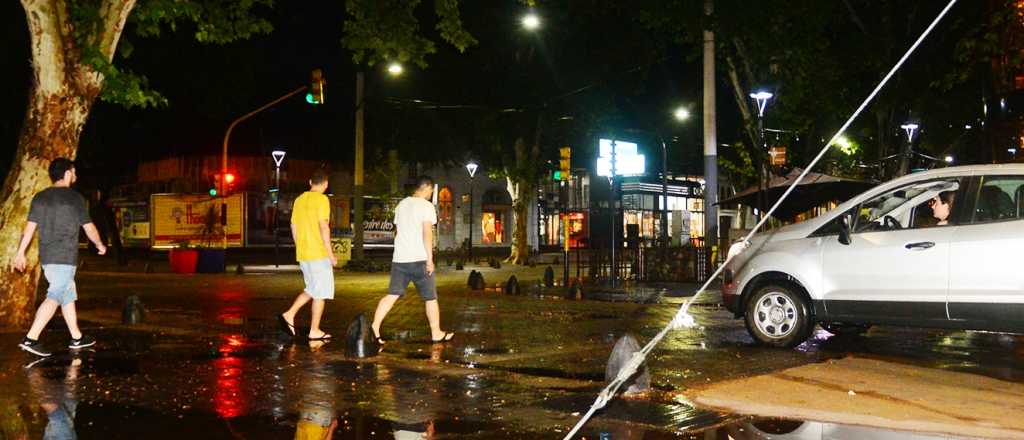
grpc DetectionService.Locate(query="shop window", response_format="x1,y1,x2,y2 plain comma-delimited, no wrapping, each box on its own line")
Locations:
438,187,453,234
482,212,504,243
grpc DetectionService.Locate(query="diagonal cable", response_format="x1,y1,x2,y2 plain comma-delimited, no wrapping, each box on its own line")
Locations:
561,0,960,438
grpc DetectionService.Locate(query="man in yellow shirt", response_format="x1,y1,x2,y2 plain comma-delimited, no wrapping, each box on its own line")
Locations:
280,170,336,340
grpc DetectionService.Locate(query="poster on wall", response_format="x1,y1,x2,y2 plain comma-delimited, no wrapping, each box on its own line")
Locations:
362,197,397,247
112,201,150,248
150,193,245,248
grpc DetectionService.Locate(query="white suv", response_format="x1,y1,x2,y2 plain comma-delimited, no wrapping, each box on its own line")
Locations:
722,164,1024,348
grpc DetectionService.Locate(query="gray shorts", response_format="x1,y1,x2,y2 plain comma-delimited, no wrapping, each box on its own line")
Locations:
388,261,436,301
299,258,335,300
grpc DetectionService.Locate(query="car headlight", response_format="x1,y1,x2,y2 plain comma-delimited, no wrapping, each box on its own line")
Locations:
727,240,750,260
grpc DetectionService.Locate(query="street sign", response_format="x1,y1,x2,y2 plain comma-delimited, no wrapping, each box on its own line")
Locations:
769,146,787,166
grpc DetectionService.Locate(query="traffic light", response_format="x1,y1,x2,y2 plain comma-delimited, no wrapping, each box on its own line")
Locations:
307,68,325,105
558,146,571,181
213,172,238,196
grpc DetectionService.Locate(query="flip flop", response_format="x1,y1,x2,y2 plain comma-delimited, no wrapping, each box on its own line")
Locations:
308,333,332,341
278,315,296,336
430,332,455,343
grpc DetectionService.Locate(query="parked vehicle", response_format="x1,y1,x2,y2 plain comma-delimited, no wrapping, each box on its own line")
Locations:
722,165,1024,348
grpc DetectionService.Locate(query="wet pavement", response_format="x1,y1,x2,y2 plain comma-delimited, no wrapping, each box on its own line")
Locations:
1,263,1023,439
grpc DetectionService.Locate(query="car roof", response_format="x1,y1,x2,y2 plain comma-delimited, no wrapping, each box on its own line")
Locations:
892,163,1024,181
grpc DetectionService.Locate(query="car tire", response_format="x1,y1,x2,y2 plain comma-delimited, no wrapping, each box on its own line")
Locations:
744,282,814,348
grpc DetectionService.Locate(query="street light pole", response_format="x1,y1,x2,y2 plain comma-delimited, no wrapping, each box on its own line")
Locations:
271,150,286,268
749,91,773,221
466,162,478,263
899,123,919,176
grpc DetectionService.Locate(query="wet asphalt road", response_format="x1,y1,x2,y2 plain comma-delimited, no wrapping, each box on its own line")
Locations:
1,266,1022,439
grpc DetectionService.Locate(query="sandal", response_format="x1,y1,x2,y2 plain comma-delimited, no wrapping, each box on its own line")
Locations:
278,315,296,336
308,333,332,341
372,328,386,345
430,332,455,343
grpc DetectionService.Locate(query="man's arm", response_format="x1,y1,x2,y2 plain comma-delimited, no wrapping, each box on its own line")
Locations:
82,223,107,255
422,220,434,275
320,219,336,266
13,222,38,272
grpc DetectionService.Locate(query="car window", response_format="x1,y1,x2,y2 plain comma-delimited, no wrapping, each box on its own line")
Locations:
854,179,960,233
970,175,1024,223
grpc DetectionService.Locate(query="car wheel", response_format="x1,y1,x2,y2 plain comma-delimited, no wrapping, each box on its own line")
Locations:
744,283,813,348
822,323,871,337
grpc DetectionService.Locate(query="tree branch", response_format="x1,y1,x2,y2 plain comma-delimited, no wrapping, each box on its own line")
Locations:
21,0,68,97
841,0,869,36
97,0,136,61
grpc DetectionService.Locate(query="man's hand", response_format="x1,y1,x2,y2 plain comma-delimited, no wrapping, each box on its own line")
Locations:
329,254,338,267
425,260,434,276
13,253,27,272
96,244,107,256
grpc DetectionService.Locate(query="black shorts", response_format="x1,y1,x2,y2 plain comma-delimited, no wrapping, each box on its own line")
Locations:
388,261,437,301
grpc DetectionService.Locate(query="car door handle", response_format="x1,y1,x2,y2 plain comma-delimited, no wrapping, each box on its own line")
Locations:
905,241,935,250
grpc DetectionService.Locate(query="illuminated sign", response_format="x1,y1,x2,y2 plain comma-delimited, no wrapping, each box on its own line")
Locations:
596,139,645,176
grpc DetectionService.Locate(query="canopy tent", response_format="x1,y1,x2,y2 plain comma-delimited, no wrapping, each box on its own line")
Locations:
719,168,874,220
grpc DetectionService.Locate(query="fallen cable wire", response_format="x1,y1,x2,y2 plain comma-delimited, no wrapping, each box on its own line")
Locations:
561,1,960,437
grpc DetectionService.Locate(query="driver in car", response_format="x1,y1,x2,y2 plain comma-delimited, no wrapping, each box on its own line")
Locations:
930,190,955,226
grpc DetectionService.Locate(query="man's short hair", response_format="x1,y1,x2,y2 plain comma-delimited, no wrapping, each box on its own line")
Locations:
48,158,75,182
415,175,434,190
310,169,329,186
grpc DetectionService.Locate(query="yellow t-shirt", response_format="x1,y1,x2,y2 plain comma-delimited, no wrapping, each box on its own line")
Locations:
291,191,331,262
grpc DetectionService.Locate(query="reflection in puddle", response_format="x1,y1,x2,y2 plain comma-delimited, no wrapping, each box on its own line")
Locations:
25,355,84,439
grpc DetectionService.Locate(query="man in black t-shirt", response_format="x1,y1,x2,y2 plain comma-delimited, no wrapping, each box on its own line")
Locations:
15,158,106,357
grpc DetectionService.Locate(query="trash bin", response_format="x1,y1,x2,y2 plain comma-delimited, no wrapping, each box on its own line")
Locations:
169,249,198,274
196,248,226,273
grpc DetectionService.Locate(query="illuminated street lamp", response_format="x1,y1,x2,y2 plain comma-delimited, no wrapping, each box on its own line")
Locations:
466,161,478,261
673,107,691,122
749,91,774,118
944,155,955,164
522,10,540,30
387,62,404,76
899,122,920,175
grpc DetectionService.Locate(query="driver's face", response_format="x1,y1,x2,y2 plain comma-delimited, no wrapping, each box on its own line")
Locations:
930,197,950,221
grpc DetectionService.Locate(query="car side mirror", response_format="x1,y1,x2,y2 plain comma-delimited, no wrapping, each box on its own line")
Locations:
838,213,852,245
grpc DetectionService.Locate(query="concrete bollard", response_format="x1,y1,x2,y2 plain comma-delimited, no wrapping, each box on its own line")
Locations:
505,275,520,295
468,271,486,290
235,264,245,275
122,295,146,325
543,266,555,287
605,334,651,396
344,313,378,358
455,261,464,271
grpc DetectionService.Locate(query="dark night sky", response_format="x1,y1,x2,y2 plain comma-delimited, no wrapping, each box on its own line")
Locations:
1,2,740,188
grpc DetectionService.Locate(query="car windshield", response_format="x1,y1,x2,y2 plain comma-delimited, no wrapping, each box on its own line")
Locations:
855,180,958,231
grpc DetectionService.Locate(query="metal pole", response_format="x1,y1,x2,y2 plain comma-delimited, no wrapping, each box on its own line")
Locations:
353,71,366,261
274,166,280,268
468,177,474,262
562,180,569,287
610,139,617,287
659,135,669,248
702,0,720,262
757,115,766,221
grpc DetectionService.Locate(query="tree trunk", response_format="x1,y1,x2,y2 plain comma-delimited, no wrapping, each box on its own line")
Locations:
1,0,131,328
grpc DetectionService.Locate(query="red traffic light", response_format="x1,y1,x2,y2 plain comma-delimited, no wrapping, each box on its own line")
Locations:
224,173,236,184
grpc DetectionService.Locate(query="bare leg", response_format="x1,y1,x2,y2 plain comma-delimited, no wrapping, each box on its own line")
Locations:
282,292,312,326
371,295,399,338
308,299,328,338
25,299,60,340
425,299,446,340
60,302,83,340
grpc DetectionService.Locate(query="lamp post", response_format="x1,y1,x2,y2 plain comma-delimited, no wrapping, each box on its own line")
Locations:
664,107,691,248
899,122,919,176
749,91,773,221
271,150,286,267
353,64,404,261
466,161,478,262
